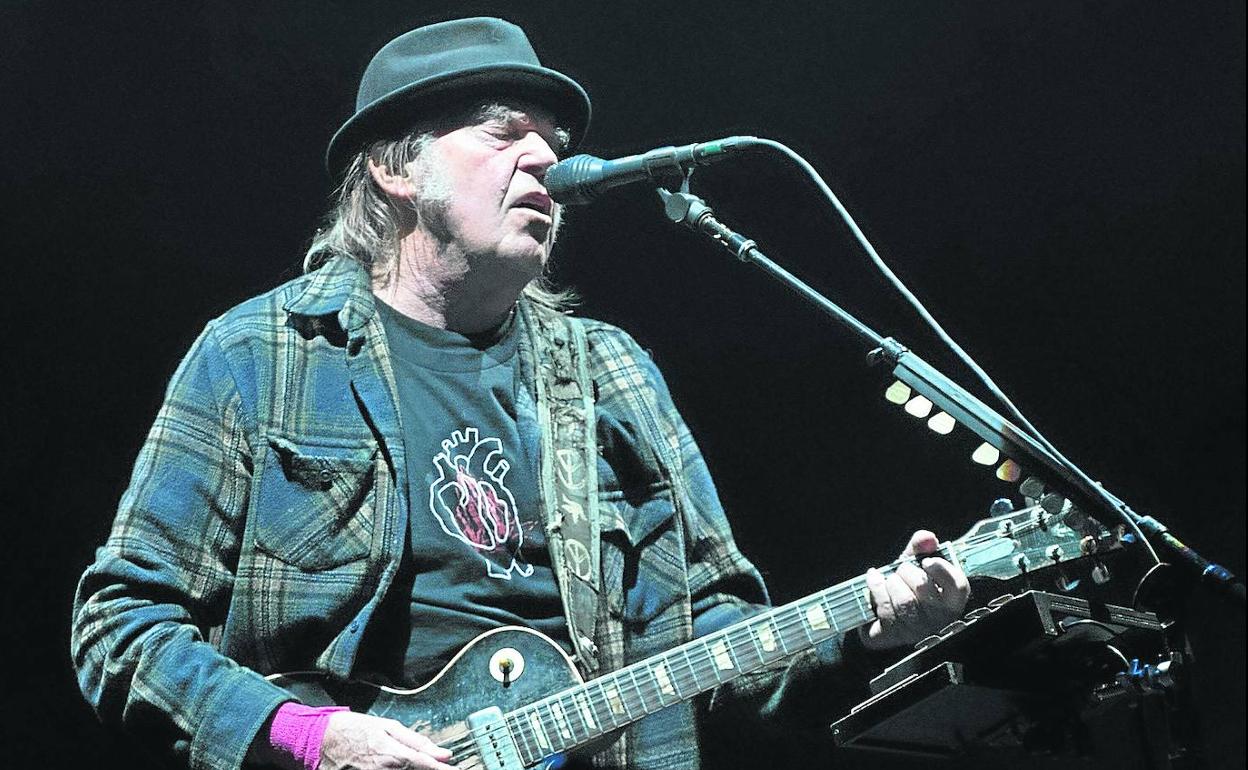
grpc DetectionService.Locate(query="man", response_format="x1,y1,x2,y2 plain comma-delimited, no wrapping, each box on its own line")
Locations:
72,18,969,770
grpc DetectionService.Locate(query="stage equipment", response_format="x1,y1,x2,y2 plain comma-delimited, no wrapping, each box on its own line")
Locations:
649,144,1242,609
829,591,1190,766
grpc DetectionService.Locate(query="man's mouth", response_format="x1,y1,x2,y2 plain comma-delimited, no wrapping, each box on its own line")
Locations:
511,193,553,216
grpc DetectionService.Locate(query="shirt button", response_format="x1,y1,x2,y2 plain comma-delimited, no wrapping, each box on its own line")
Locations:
319,469,334,483
349,622,360,633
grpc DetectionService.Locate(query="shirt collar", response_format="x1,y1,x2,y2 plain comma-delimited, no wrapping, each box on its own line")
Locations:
282,255,377,333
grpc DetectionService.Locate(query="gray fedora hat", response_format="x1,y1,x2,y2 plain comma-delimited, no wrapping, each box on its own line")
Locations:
326,17,591,176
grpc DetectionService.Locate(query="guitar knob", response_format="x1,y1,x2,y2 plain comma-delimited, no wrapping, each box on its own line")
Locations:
488,648,526,687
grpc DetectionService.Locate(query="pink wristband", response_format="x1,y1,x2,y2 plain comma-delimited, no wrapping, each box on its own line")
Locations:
268,701,350,770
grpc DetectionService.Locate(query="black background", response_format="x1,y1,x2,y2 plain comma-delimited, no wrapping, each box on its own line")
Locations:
4,2,1243,769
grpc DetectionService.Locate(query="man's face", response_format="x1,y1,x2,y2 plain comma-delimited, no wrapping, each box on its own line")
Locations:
409,104,565,280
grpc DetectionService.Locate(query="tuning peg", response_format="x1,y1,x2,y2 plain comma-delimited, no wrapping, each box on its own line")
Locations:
989,498,1014,516
1019,476,1046,499
1039,492,1066,516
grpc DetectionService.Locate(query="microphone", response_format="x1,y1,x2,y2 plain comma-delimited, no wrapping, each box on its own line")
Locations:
544,136,759,204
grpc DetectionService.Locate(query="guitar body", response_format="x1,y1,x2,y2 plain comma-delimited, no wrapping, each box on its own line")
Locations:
270,626,588,768
266,503,1116,769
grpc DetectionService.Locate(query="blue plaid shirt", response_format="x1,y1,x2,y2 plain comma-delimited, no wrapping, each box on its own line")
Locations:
72,256,867,770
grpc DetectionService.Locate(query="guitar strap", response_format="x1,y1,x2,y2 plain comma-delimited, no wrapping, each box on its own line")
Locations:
522,300,602,674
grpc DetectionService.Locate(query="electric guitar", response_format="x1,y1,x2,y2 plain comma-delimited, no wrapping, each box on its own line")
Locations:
269,500,1119,770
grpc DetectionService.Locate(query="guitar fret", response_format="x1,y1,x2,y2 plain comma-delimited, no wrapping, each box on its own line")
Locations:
777,606,804,652
650,659,677,700
565,692,591,743
743,619,767,667
629,665,657,713
854,580,873,625
548,699,574,742
752,614,782,661
797,601,822,644
680,644,706,692
710,637,735,673
728,624,762,672
699,638,725,684
582,690,600,731
826,589,860,631
609,678,633,718
507,714,537,765
582,682,605,733
532,708,552,752
599,678,628,724
537,700,564,752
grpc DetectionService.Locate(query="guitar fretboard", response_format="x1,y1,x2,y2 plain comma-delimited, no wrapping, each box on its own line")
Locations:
500,567,894,765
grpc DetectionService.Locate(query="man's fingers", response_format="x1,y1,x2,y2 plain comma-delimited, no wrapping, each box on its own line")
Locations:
896,561,939,603
865,567,892,624
384,721,453,760
381,723,456,769
901,529,939,558
884,569,919,629
921,557,971,610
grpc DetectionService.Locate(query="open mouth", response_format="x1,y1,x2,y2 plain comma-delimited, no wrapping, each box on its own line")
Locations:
512,195,553,216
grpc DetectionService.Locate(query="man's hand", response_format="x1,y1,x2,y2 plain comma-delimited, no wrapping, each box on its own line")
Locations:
319,711,457,770
859,529,970,651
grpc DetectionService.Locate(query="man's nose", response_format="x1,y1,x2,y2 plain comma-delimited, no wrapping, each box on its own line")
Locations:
517,132,559,179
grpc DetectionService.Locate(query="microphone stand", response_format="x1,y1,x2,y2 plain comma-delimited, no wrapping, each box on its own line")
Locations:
657,187,1245,610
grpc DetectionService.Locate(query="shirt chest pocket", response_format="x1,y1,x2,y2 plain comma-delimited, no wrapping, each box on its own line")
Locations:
600,480,689,628
252,436,379,571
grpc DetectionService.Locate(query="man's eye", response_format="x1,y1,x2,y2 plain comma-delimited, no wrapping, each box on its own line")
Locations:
482,125,517,141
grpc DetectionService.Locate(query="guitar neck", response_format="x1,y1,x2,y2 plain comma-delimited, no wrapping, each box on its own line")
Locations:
499,567,889,764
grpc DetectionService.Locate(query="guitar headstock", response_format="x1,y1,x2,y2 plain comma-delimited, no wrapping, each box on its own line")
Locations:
950,497,1121,584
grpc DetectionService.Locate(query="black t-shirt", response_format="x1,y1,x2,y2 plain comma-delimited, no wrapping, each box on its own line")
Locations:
357,300,570,685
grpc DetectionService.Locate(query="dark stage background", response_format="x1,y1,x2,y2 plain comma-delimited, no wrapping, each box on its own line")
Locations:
4,2,1243,769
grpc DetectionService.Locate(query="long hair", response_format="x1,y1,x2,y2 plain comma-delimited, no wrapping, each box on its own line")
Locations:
304,103,575,311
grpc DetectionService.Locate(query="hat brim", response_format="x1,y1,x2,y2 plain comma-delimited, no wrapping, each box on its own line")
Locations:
326,63,590,177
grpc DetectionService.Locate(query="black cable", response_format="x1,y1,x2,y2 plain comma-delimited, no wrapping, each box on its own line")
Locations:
746,137,1160,564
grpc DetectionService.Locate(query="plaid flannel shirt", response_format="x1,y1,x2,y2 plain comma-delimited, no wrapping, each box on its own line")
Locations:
71,256,867,770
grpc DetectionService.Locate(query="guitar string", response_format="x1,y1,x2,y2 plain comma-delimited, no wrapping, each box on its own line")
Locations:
405,521,1060,763
436,543,982,762
430,571,884,763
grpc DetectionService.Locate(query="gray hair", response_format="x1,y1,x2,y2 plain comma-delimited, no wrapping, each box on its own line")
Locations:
304,102,575,311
